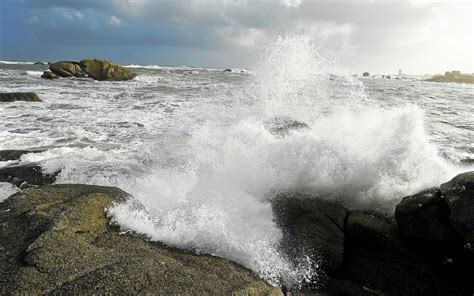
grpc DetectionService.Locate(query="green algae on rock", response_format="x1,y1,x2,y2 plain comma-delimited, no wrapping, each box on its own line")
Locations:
0,184,281,295
79,59,137,81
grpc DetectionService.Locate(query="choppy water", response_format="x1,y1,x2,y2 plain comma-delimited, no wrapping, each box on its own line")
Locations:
1,36,473,286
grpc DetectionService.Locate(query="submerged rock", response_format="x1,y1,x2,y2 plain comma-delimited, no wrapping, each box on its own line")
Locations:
49,61,86,78
272,192,347,274
33,61,47,65
0,92,42,102
265,117,309,137
0,185,281,295
440,171,474,245
0,164,58,188
41,70,59,79
79,59,137,81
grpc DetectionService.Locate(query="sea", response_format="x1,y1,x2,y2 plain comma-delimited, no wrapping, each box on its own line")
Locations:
1,36,473,287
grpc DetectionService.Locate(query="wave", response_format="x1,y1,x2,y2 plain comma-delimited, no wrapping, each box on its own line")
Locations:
0,60,35,65
25,71,43,77
106,35,464,287
124,64,240,72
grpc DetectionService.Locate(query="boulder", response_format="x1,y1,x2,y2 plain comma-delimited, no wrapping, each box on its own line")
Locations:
49,61,86,78
395,187,458,243
0,149,46,161
272,192,347,274
343,211,439,296
224,68,232,72
0,164,59,188
41,70,59,79
0,92,42,102
362,72,370,77
0,185,281,295
440,171,474,245
33,62,47,65
79,59,137,81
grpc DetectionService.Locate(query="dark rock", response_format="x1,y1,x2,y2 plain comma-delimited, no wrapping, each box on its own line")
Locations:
362,72,370,77
0,185,281,295
385,75,391,79
49,61,86,78
0,92,42,102
41,70,59,79
272,192,348,274
224,68,232,72
0,164,58,188
343,211,439,296
440,171,474,244
33,62,47,65
395,187,458,243
265,117,309,137
79,59,137,81
0,149,45,161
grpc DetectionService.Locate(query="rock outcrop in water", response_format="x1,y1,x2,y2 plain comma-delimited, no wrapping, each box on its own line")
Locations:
41,70,59,79
79,59,137,81
45,59,137,81
49,61,86,78
426,71,474,84
275,171,473,295
0,164,59,189
0,92,42,102
0,184,281,295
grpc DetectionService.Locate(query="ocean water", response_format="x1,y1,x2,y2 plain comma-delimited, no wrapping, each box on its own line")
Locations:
1,36,473,286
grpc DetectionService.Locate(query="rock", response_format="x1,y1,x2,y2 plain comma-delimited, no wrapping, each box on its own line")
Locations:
395,187,459,243
272,192,347,274
265,117,309,137
0,185,281,295
41,70,59,79
440,171,474,244
79,59,137,81
0,149,45,161
362,72,370,77
49,61,86,78
0,92,42,102
385,75,391,79
0,164,59,188
224,68,232,72
33,62,47,65
343,211,439,296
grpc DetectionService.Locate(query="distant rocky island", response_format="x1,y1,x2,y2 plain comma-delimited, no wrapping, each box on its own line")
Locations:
426,71,474,84
41,59,137,81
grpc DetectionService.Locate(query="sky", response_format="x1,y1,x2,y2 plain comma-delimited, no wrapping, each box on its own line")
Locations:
0,0,472,74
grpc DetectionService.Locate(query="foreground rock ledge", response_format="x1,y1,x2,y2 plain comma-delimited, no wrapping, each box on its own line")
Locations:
0,184,281,295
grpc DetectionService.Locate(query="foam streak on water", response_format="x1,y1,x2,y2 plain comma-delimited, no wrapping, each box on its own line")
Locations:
0,35,472,287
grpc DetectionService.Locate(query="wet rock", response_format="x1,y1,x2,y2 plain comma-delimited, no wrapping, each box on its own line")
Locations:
362,72,370,77
34,61,47,65
272,192,348,274
41,70,59,79
0,149,45,161
79,59,137,81
265,117,309,137
0,185,281,295
395,187,458,243
343,211,438,296
49,61,86,78
224,68,232,72
0,92,42,102
0,164,58,188
440,171,474,245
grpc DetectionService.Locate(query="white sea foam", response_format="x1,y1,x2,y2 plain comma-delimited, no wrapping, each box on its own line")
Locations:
25,71,43,77
0,60,34,65
0,182,19,202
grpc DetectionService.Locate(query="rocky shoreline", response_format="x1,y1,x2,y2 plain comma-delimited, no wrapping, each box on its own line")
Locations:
0,149,472,295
